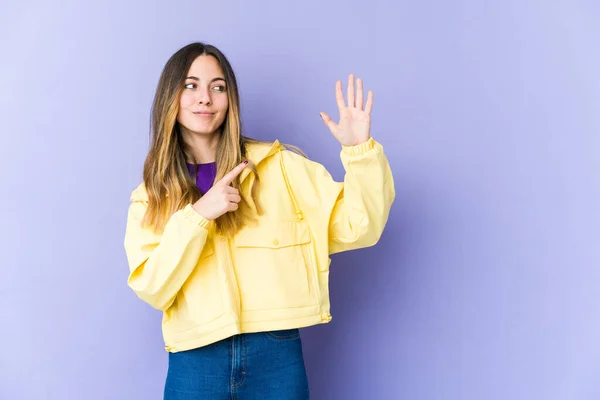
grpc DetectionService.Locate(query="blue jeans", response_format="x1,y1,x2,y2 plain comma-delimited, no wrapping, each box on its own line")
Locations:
163,329,309,399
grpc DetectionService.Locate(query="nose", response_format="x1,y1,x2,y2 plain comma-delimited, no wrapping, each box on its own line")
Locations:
196,87,212,105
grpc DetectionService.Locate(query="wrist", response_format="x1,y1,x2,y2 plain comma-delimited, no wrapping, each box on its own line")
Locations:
192,202,214,221
341,137,375,155
183,204,213,228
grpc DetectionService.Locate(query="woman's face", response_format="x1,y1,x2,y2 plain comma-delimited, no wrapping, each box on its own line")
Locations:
177,55,229,137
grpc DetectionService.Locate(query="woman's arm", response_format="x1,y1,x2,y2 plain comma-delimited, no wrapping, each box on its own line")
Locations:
328,138,395,254
124,201,211,311
319,75,396,253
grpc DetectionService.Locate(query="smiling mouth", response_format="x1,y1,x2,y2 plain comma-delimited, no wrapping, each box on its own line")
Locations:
193,112,214,116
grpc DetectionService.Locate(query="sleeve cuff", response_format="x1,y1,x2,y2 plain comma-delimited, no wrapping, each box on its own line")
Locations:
341,137,376,156
182,204,212,229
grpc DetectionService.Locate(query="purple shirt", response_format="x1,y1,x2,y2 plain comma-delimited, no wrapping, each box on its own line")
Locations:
187,162,217,194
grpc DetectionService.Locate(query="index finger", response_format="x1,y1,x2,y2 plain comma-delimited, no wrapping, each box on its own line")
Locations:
218,161,248,186
335,80,346,111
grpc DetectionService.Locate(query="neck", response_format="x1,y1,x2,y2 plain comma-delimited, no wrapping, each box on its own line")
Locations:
182,130,219,164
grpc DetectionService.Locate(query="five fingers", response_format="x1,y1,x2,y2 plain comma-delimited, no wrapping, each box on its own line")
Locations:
335,74,374,114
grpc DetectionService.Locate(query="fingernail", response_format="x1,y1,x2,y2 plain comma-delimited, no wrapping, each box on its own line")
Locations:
243,160,248,165
319,113,323,119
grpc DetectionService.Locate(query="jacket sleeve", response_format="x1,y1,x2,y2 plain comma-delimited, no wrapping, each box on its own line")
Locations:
124,200,212,311
301,137,395,255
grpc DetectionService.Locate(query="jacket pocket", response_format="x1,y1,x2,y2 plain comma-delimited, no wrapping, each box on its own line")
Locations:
233,220,319,311
171,240,225,328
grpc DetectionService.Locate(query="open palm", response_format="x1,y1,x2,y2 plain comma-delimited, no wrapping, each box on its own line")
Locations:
320,74,373,146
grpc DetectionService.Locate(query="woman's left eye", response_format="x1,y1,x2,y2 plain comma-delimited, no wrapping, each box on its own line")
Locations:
212,85,226,92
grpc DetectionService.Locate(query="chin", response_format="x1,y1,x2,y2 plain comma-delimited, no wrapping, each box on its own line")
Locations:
179,121,215,135
191,128,219,136
178,117,224,136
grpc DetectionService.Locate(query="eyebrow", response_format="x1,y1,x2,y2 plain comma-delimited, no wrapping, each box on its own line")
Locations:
185,76,226,83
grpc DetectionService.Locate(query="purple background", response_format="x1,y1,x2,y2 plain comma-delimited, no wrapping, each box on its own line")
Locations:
2,1,600,399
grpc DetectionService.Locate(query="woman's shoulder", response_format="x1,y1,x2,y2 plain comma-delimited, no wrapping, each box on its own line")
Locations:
129,182,148,202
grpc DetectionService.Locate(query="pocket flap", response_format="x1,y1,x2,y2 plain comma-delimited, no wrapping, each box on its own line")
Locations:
235,221,311,249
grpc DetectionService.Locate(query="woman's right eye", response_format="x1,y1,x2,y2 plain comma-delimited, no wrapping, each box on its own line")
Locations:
184,83,196,89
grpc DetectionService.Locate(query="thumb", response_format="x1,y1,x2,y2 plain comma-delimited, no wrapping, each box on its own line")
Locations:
319,112,337,134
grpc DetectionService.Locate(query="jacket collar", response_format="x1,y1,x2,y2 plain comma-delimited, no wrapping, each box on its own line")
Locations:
239,139,284,183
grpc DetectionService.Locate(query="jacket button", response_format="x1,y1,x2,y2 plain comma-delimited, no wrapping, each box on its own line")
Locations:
272,239,279,246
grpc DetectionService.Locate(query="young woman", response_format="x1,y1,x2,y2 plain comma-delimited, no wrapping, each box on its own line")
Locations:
124,42,395,399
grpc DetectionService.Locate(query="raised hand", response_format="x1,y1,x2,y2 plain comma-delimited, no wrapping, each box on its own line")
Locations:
320,74,373,147
192,161,248,220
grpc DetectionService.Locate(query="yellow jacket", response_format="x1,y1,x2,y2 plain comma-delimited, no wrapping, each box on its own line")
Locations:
124,137,395,352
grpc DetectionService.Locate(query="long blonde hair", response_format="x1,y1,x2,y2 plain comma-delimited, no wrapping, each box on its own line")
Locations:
142,42,264,236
